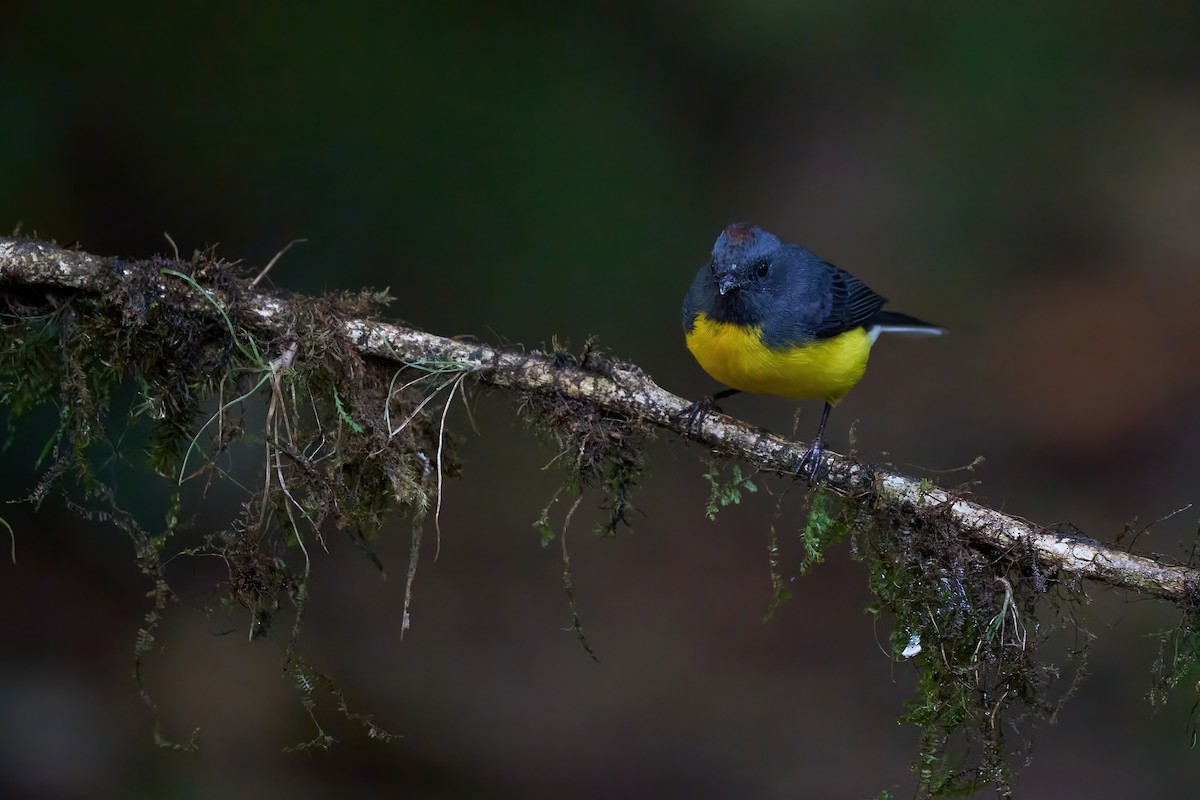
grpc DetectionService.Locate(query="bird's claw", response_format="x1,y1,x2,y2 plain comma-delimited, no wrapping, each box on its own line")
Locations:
795,438,826,487
677,396,721,438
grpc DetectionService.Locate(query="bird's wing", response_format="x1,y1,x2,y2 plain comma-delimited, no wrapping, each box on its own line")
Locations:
810,262,887,339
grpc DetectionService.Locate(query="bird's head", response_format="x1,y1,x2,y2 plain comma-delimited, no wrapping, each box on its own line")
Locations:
709,223,784,296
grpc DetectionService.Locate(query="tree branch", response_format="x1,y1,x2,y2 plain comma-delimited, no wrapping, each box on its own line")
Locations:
2,236,1197,606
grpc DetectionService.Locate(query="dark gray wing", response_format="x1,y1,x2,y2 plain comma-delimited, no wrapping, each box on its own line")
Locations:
809,262,887,339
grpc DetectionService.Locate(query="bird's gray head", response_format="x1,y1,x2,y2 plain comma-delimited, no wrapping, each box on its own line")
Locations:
709,223,784,296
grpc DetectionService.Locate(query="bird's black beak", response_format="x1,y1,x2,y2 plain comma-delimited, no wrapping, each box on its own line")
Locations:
718,273,737,295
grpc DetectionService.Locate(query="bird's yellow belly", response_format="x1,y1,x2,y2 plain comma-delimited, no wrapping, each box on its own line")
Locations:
685,313,871,402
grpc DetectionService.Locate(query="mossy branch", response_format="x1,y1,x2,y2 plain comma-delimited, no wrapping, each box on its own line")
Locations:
1,235,1197,608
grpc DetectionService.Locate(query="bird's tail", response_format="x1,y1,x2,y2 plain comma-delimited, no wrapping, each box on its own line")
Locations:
866,311,946,344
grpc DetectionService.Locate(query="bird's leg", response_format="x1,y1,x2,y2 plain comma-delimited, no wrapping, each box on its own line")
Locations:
796,402,833,486
678,388,740,437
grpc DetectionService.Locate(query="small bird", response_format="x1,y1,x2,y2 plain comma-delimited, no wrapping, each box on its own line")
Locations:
682,223,945,483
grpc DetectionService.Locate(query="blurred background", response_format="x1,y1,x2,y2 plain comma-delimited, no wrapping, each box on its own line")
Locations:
3,2,1200,797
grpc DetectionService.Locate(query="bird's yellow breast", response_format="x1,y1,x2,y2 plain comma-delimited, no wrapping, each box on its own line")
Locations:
685,312,871,402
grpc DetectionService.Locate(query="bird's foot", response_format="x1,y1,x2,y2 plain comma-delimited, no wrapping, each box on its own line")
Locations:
795,437,827,487
677,395,722,438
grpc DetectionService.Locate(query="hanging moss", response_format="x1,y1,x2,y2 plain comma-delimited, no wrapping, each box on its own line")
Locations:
0,241,456,748
852,486,1089,797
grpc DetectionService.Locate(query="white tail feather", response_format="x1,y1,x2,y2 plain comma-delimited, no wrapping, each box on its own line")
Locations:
867,324,947,345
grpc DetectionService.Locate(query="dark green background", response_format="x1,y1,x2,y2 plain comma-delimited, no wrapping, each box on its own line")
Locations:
3,2,1199,797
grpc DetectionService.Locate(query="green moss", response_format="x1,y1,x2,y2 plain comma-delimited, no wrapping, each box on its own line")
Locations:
1,242,449,747
856,495,1086,797
517,339,658,660
762,522,791,622
519,338,653,538
703,463,757,520
1150,611,1200,729
1150,521,1200,720
798,484,854,574
760,485,857,622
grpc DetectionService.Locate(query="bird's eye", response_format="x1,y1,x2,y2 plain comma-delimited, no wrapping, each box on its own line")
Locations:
755,262,769,278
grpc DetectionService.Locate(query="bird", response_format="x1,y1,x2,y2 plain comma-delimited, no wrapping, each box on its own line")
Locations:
681,222,945,483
